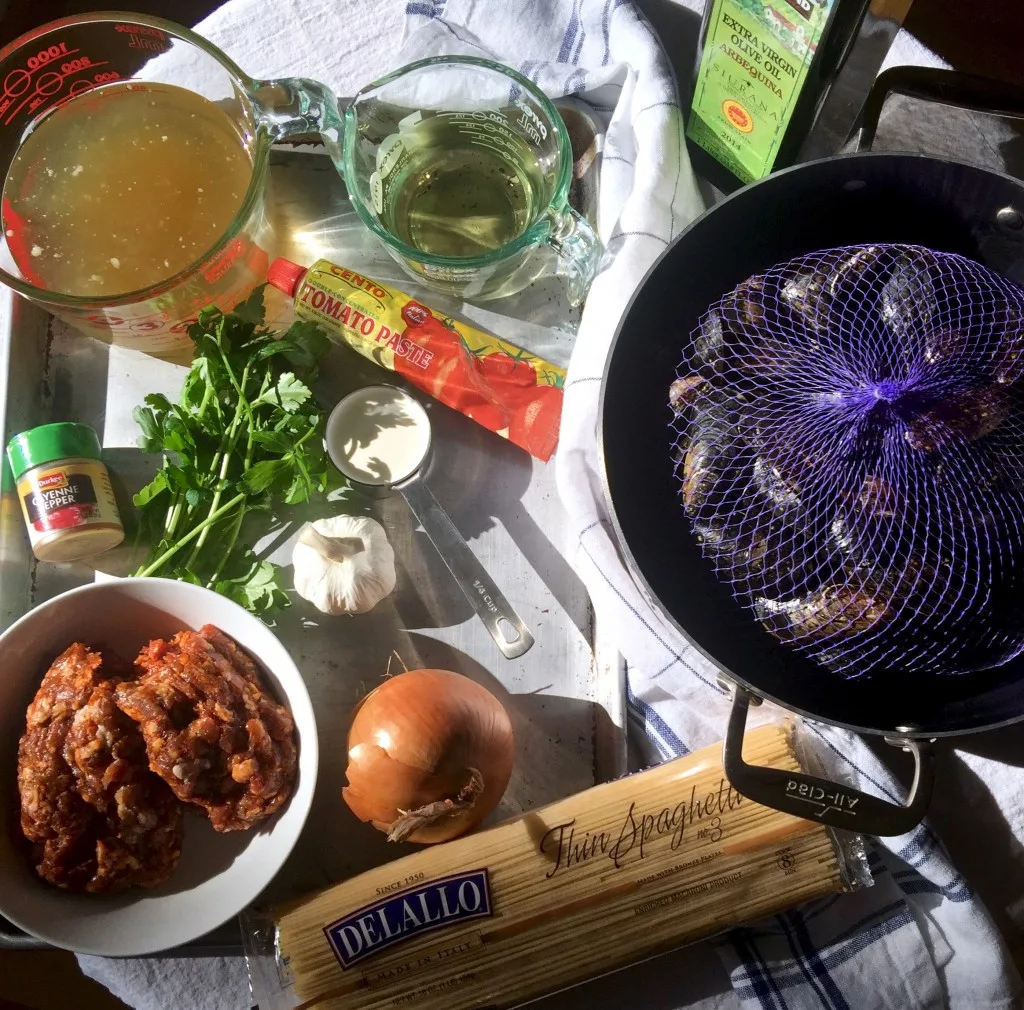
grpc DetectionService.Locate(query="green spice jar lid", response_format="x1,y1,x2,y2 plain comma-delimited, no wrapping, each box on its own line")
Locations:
6,422,103,478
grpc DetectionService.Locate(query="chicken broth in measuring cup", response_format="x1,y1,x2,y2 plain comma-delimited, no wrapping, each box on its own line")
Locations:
1,81,252,298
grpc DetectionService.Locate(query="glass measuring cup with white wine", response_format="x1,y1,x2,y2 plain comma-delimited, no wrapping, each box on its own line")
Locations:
0,13,342,355
340,56,602,305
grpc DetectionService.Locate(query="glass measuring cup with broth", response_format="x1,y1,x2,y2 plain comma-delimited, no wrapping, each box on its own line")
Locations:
0,14,343,355
3,82,251,299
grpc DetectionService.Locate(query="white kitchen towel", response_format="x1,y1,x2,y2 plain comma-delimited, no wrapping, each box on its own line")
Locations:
75,2,1023,1009
544,7,1024,1010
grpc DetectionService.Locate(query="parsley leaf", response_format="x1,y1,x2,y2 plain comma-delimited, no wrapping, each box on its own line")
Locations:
130,288,340,616
251,372,310,413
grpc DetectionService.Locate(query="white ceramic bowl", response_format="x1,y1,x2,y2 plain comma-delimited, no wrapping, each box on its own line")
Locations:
0,578,318,956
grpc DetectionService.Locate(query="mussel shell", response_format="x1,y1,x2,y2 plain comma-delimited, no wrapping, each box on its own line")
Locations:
780,270,830,333
669,375,708,416
679,403,741,514
681,440,716,513
879,252,938,341
923,327,969,368
693,310,727,373
752,455,801,511
825,245,887,299
693,513,822,600
853,474,900,518
748,418,825,492
756,581,890,644
993,300,1024,385
904,384,1015,452
718,277,769,344
691,518,768,576
730,335,802,383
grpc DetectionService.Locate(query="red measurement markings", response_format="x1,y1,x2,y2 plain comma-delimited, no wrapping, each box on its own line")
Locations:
129,317,169,333
4,61,112,125
2,44,80,98
68,79,96,99
86,308,170,330
114,24,167,39
1,197,47,288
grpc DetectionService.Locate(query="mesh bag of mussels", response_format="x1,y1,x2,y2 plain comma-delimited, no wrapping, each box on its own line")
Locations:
670,243,1024,681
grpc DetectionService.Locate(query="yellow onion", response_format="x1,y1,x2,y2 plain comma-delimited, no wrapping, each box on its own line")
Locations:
342,668,515,844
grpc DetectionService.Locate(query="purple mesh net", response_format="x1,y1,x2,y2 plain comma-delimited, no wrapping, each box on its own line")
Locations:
670,243,1024,680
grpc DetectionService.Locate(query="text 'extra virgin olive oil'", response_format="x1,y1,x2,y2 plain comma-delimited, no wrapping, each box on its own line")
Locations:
686,0,907,193
373,113,543,258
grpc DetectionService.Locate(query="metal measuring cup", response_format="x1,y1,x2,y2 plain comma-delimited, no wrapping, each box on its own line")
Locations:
325,384,534,660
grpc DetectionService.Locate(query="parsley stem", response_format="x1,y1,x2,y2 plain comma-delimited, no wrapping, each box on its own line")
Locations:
164,490,183,538
185,363,260,567
215,343,258,429
197,380,215,422
206,400,260,588
206,504,247,589
136,491,248,578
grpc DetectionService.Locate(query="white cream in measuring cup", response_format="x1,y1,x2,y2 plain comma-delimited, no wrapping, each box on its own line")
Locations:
325,385,431,486
325,385,534,660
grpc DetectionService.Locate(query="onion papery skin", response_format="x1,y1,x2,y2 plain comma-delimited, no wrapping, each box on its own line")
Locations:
342,668,515,843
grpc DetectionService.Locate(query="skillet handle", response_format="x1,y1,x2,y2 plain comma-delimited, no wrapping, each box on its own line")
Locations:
857,67,1024,152
723,686,934,837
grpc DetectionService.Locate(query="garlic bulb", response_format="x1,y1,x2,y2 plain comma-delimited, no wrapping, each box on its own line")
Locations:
292,516,396,615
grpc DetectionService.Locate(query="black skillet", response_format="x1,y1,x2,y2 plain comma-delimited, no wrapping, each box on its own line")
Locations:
599,71,1024,837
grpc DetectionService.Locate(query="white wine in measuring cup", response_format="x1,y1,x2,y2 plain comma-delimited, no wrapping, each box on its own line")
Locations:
373,113,547,258
344,57,600,304
1,81,252,298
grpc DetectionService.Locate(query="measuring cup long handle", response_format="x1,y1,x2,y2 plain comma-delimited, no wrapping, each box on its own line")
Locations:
400,480,534,660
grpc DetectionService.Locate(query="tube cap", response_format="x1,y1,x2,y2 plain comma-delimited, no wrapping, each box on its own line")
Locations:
7,422,103,478
267,258,307,298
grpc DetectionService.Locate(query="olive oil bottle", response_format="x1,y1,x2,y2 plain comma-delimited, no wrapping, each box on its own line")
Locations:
685,0,914,193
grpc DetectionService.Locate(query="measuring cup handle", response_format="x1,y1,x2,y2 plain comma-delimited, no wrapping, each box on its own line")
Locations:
400,480,535,660
545,207,604,307
250,77,345,167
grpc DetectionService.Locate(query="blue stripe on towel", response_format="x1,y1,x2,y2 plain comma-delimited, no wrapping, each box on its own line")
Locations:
626,678,689,756
558,0,582,63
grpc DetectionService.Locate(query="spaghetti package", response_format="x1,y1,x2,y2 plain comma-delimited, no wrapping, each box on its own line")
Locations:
244,724,869,1010
267,258,565,462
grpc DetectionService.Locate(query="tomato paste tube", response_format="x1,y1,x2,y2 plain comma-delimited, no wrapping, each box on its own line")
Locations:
267,258,565,462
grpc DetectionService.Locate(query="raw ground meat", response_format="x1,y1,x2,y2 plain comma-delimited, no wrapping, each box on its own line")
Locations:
18,643,104,833
16,643,182,892
17,643,107,890
117,625,297,832
64,682,182,889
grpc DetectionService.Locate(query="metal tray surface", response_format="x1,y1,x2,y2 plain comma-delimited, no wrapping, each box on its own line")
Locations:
0,146,624,954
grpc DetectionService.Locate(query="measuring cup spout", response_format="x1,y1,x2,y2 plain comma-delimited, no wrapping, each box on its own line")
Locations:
250,77,346,167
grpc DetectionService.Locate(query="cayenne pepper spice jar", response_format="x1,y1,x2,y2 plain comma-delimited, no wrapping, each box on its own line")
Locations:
6,422,124,562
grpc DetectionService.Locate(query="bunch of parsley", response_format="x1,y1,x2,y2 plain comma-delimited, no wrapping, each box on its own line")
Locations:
131,288,341,613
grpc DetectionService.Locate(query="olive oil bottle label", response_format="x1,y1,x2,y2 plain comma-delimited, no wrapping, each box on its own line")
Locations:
687,0,836,185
